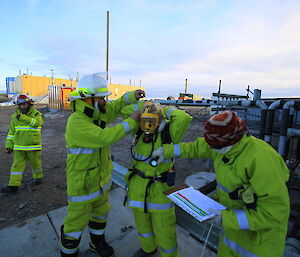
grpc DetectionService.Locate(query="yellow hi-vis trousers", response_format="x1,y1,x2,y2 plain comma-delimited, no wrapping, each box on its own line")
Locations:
133,208,179,257
8,150,43,186
63,191,111,239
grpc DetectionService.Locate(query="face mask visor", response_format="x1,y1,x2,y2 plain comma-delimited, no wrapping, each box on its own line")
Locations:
140,113,159,134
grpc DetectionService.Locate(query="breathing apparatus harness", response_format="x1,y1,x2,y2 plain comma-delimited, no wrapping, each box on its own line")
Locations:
130,128,159,162
125,121,175,213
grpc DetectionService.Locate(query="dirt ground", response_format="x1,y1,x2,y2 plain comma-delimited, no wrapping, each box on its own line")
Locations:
0,104,209,229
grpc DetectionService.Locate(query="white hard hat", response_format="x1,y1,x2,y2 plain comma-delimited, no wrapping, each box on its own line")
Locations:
13,94,34,105
70,73,112,100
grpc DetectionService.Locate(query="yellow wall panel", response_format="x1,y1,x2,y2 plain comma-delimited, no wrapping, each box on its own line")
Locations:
108,84,145,100
20,75,76,97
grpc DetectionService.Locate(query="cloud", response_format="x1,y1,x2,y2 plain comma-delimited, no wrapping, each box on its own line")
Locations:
1,0,299,99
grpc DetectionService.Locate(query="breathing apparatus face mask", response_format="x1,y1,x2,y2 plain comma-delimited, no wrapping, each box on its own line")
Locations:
140,113,160,143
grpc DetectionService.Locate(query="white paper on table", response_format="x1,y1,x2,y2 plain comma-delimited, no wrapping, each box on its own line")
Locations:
166,186,227,222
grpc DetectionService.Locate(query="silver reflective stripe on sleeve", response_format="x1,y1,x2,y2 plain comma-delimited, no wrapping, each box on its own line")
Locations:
134,103,139,112
128,200,174,210
174,144,180,157
68,190,101,202
121,120,131,134
166,108,176,119
124,92,130,104
88,227,105,235
138,232,153,238
64,231,82,239
10,172,23,175
68,148,98,154
217,182,231,193
161,246,177,254
234,209,250,230
222,233,259,257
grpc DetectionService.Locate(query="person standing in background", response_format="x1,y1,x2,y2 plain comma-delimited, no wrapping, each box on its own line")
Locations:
1,94,44,193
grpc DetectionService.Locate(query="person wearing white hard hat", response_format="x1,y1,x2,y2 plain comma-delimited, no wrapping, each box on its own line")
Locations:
60,73,145,257
1,94,44,193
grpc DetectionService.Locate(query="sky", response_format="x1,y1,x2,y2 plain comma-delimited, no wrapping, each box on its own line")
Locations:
0,0,299,98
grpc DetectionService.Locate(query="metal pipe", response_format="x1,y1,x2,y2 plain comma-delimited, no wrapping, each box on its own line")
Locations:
254,100,268,139
278,101,300,157
259,110,267,140
264,100,282,144
278,108,290,157
287,128,300,137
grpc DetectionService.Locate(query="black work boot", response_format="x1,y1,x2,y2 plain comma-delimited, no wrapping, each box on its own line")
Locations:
60,225,80,257
133,248,158,257
89,233,115,257
1,186,18,193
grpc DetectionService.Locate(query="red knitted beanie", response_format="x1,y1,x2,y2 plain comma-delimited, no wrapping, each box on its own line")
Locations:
204,110,247,148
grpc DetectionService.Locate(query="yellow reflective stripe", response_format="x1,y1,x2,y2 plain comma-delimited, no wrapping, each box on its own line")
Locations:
14,145,42,150
7,135,14,139
15,126,41,131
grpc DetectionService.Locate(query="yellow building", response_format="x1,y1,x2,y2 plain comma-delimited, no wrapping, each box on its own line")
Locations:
14,75,145,101
15,75,75,97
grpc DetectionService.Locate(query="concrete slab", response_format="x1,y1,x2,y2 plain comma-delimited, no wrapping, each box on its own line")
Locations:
0,214,59,257
47,187,136,253
81,226,217,257
82,230,141,257
0,187,217,257
177,226,216,257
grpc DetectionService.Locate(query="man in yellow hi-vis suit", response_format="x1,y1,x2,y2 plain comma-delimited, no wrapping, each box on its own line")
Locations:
121,102,192,257
152,110,290,257
60,73,144,257
1,94,44,193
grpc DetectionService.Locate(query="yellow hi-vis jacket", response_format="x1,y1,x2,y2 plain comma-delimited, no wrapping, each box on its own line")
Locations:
65,91,139,202
163,135,290,257
5,106,44,151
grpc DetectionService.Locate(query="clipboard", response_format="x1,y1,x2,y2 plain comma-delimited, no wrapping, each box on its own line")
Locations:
164,186,227,222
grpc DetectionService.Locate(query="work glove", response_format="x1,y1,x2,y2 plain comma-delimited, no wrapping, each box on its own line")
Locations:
208,208,222,226
6,148,13,154
130,111,141,121
135,89,145,100
151,147,164,165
